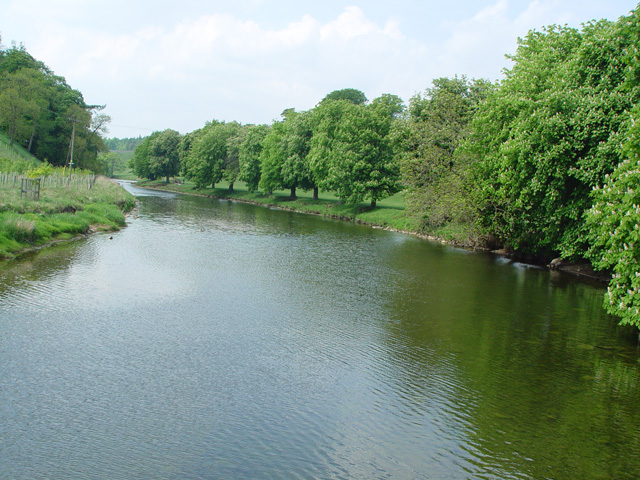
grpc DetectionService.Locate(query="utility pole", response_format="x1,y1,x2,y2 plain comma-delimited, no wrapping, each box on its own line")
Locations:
68,116,76,182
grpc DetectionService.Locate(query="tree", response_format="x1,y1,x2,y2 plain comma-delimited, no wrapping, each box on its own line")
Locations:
182,121,241,188
0,69,42,146
149,129,181,183
313,100,401,207
469,19,640,259
399,77,492,229
258,110,316,199
320,88,367,105
99,152,120,177
131,132,160,180
280,110,315,199
258,120,286,194
586,109,640,327
239,124,269,192
308,99,353,194
0,43,110,170
221,122,245,191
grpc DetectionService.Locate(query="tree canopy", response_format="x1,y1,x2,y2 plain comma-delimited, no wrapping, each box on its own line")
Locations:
0,43,110,171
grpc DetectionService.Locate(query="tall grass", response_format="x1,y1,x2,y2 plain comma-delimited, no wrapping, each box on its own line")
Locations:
0,175,134,258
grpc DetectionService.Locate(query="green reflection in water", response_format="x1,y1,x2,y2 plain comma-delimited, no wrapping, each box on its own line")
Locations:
381,240,640,479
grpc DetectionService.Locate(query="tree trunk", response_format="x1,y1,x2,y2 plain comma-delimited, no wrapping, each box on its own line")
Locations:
28,118,37,152
290,186,297,199
313,186,319,200
229,182,234,192
9,124,17,147
370,199,377,208
166,175,170,183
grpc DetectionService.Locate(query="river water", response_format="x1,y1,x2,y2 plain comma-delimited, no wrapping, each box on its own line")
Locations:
1,182,639,479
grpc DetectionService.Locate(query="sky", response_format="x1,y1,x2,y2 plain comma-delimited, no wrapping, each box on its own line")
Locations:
2,0,637,138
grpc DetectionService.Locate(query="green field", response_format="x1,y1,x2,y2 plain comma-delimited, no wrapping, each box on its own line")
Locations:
0,135,135,259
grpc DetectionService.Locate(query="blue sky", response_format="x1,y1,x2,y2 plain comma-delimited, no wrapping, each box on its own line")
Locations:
2,0,637,138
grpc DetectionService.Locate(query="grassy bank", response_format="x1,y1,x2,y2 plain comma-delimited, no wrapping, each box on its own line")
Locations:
0,175,135,259
135,178,477,243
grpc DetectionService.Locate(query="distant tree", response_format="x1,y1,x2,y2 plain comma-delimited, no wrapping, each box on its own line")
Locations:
239,124,269,192
370,93,405,118
320,88,367,105
149,129,181,183
99,151,120,177
258,121,286,194
131,132,160,180
182,121,241,188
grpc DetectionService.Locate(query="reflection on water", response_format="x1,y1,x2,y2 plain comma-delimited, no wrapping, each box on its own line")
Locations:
1,184,639,479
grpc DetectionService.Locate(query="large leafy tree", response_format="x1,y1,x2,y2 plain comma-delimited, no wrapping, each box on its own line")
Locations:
0,68,42,146
239,124,269,192
469,18,640,258
399,77,492,229
130,131,160,180
280,110,315,199
149,129,181,183
258,110,315,198
585,7,640,327
321,99,401,207
221,122,246,191
182,121,241,188
308,99,353,194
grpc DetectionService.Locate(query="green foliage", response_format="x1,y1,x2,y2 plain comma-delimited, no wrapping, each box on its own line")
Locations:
149,129,181,182
280,110,315,197
320,88,367,105
103,136,144,151
181,121,243,188
258,121,286,194
318,100,401,206
239,124,269,192
0,43,109,171
587,110,640,327
25,162,54,178
308,100,352,191
470,19,639,258
130,132,159,180
399,76,492,230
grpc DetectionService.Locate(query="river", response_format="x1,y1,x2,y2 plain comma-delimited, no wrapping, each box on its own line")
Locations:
1,182,639,479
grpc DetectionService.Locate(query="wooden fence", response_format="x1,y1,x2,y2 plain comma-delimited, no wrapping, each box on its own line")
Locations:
0,172,97,191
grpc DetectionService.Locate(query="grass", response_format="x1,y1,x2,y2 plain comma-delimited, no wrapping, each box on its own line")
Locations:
137,178,426,234
0,131,42,172
0,175,135,258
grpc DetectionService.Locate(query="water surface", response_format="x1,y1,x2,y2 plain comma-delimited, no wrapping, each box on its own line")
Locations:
1,182,639,479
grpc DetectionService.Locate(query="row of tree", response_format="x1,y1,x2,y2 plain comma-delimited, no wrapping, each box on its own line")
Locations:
0,39,109,171
130,6,640,326
131,88,405,207
104,136,144,152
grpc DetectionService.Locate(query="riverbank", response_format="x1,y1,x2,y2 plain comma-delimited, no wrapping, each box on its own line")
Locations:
134,179,480,244
136,179,609,283
0,176,135,259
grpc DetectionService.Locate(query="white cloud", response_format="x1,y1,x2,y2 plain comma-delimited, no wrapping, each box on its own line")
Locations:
3,0,633,137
